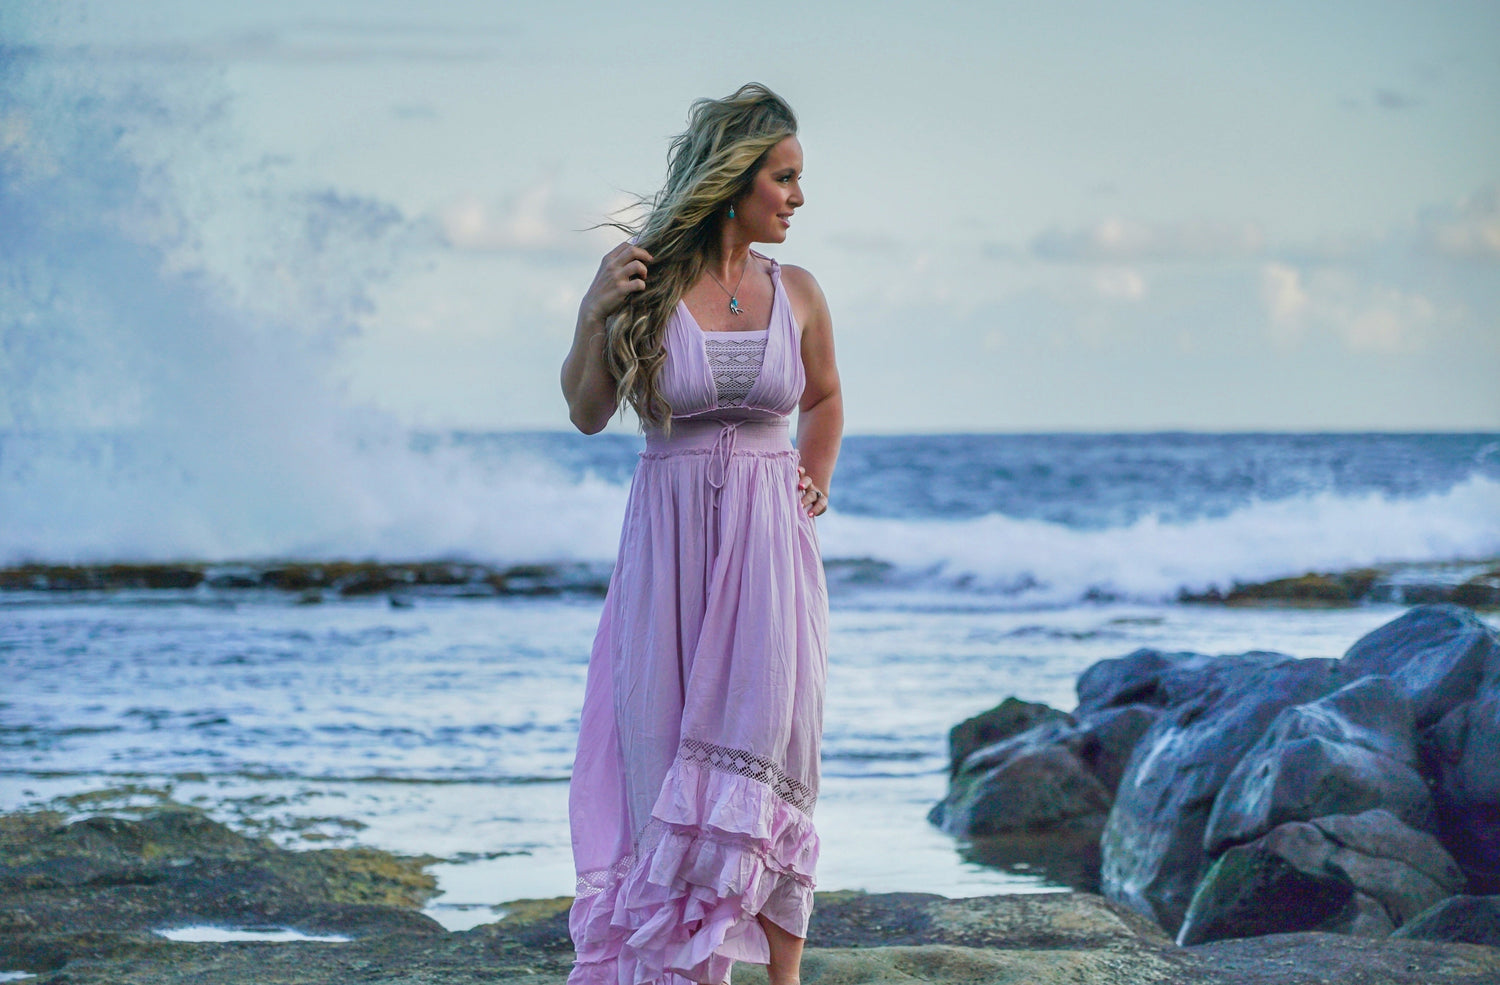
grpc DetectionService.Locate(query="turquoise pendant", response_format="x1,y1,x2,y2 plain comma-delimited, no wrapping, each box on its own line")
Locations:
728,296,742,315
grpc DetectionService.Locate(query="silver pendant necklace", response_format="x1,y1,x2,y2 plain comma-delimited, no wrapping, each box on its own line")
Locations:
706,258,750,316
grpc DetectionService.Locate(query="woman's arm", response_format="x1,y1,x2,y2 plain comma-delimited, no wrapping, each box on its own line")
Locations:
561,242,653,434
783,265,843,516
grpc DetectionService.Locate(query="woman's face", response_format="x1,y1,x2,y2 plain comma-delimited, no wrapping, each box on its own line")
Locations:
733,135,804,244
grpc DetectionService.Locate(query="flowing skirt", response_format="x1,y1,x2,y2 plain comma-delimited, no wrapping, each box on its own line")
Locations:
568,417,828,985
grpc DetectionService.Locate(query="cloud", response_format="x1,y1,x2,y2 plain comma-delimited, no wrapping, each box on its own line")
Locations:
0,107,58,184
1373,89,1418,111
438,180,616,258
1261,263,1308,329
1421,184,1500,260
1092,267,1146,301
1260,263,1445,353
1031,218,1265,262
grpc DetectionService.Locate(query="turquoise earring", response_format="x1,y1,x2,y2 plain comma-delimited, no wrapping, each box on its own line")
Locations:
728,204,735,219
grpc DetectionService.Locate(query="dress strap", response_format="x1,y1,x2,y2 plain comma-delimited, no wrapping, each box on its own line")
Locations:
750,248,780,279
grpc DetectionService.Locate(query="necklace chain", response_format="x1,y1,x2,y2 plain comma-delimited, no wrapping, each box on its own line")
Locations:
706,258,751,316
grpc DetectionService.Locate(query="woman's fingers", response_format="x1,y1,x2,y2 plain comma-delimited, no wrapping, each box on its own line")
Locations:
584,244,653,321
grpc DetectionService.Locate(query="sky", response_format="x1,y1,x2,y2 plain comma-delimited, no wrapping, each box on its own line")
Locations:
3,0,1499,433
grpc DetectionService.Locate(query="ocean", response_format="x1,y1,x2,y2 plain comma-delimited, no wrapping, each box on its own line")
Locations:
2,430,1498,930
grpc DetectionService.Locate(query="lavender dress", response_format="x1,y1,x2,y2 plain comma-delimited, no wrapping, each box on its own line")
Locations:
568,255,828,985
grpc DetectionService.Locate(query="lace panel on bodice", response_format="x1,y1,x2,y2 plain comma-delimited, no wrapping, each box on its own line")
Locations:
702,331,768,408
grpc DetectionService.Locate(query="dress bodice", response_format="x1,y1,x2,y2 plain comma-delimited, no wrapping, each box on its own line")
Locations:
656,254,805,423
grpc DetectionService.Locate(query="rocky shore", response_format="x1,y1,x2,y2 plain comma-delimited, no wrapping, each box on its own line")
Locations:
3,805,1499,984
0,560,612,600
2,557,1496,607
1179,559,1500,608
931,603,1500,958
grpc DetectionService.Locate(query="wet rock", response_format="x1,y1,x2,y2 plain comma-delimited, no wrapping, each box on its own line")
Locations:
1186,570,1382,606
0,559,616,600
1176,835,1355,946
1203,676,1432,855
1076,647,1317,720
1341,603,1500,727
944,697,1067,778
1426,688,1500,892
1453,569,1500,609
1100,653,1346,935
0,563,207,591
1178,561,1500,611
1076,648,1228,715
1310,810,1465,923
1393,895,1500,947
1068,704,1161,793
931,701,1156,845
1180,811,1464,946
1326,891,1401,938
930,734,1111,838
0,807,442,968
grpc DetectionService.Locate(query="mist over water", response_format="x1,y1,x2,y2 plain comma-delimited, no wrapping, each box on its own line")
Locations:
1,36,619,566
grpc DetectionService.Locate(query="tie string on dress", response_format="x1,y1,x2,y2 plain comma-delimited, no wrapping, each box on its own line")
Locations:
706,421,740,505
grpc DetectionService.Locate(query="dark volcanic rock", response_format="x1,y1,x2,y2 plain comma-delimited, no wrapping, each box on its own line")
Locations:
1196,569,1382,606
930,732,1111,838
1341,603,1500,727
1310,810,1465,924
931,702,1156,844
1393,895,1500,947
1076,647,1314,719
1176,835,1356,946
1067,703,1161,793
1178,562,1500,611
943,697,1067,779
1426,688,1500,891
1100,652,1347,935
1180,809,1466,947
1203,676,1432,855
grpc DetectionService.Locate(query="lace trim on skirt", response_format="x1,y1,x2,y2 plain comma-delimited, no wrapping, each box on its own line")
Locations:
678,738,816,816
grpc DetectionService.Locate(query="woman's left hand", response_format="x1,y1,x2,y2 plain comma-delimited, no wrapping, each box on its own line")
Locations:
797,466,828,517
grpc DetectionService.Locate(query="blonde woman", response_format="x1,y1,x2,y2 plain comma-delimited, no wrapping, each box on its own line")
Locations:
561,84,841,985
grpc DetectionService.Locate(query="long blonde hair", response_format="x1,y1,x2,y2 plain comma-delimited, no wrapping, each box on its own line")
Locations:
604,83,798,429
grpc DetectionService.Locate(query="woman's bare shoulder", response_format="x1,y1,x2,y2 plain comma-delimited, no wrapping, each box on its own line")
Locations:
779,263,822,295
779,264,830,329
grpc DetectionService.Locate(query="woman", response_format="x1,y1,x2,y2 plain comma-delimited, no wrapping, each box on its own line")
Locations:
560,83,841,985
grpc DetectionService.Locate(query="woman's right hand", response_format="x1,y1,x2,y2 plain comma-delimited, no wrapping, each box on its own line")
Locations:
581,242,654,326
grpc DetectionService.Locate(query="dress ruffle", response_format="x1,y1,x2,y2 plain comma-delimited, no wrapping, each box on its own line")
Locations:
569,756,818,985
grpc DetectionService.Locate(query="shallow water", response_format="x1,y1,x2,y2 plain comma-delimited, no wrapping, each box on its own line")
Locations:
154,926,352,943
0,589,1441,929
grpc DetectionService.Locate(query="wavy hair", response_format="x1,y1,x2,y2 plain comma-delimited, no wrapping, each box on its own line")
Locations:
603,83,798,429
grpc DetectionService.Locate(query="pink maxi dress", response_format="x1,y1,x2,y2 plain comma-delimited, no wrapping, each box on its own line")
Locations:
568,253,828,985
